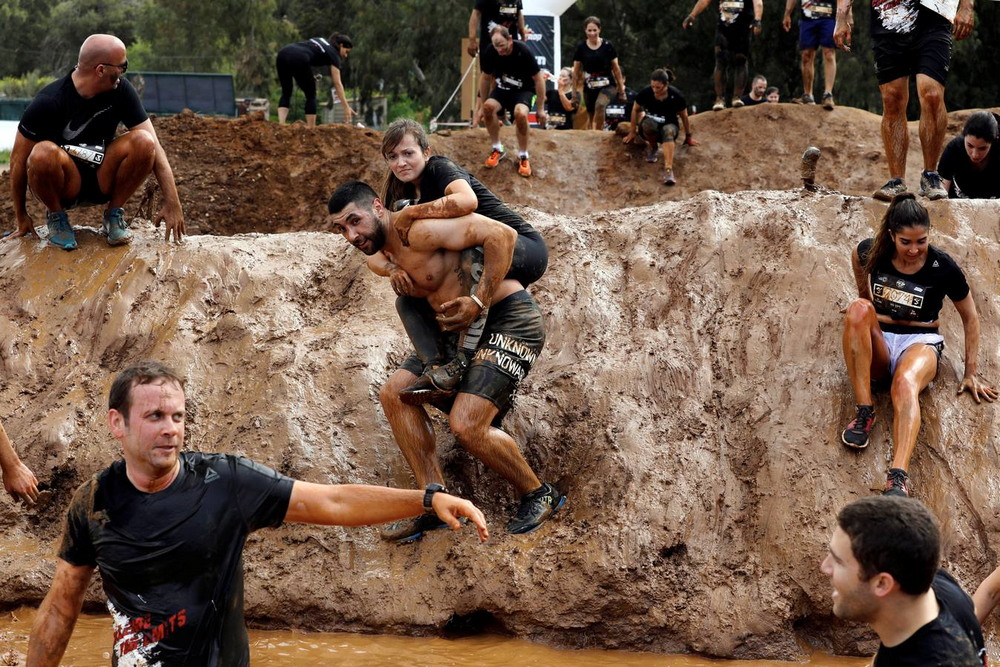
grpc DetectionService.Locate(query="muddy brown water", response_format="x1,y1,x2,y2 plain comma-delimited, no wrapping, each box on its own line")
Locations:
0,607,866,665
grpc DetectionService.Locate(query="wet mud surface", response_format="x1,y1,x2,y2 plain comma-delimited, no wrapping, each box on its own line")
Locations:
1,106,1000,660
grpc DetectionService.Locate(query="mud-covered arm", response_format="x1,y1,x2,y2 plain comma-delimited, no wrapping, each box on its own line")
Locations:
8,131,38,238
131,118,185,242
953,293,996,402
330,65,354,122
783,0,797,31
611,59,626,99
834,0,854,50
851,247,871,300
953,0,974,40
366,250,414,296
284,482,488,541
0,421,39,504
28,559,95,665
467,9,481,56
394,178,479,241
975,564,1000,623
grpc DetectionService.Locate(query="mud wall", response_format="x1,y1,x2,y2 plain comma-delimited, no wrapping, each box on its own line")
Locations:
3,191,1000,658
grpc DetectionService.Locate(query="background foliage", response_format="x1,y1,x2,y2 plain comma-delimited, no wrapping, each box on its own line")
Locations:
1,0,996,124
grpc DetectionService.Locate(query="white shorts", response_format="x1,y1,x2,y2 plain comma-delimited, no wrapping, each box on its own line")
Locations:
883,331,945,375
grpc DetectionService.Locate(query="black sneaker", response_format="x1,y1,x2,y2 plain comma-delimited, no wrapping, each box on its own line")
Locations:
919,170,948,200
873,178,907,201
505,483,566,534
841,405,875,449
399,351,470,406
380,513,449,543
883,468,910,497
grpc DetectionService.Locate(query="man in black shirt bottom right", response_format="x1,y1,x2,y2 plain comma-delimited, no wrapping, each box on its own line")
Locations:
822,496,986,666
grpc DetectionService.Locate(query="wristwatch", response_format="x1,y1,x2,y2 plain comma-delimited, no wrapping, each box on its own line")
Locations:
423,483,447,512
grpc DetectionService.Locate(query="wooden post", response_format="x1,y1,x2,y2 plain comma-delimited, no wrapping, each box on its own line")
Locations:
461,39,480,125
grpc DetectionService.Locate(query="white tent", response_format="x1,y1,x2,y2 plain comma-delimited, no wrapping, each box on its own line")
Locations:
522,0,577,75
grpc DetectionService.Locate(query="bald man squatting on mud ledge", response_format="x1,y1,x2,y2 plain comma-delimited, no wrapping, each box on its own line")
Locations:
6,34,185,251
28,361,487,665
328,181,565,542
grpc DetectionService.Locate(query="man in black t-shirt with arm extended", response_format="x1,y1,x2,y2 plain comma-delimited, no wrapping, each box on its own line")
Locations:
822,496,986,666
27,361,488,665
6,34,185,251
475,26,547,178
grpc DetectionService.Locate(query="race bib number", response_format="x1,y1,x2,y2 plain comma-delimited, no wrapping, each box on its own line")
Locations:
587,76,611,89
62,143,105,167
548,113,567,126
872,273,926,320
605,104,626,119
501,74,524,89
803,0,835,17
645,113,666,124
720,0,745,23
499,2,519,15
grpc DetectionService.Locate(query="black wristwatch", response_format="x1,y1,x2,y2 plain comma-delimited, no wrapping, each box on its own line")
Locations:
423,483,447,512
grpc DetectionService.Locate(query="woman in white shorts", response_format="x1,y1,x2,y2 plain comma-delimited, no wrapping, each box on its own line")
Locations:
840,194,996,496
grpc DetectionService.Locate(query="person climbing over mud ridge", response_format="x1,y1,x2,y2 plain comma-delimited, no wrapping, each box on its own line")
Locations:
624,68,697,186
275,34,354,127
27,361,487,664
840,194,996,496
6,34,185,250
370,118,547,404
328,181,565,542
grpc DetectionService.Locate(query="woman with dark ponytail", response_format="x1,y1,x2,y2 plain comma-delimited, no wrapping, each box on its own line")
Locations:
841,194,996,495
276,34,355,127
937,111,1000,199
623,67,697,186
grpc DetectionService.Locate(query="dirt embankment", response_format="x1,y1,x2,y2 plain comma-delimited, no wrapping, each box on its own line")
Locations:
2,107,1000,659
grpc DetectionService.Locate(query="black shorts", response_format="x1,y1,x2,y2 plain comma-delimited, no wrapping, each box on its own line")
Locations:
716,21,753,61
400,290,545,420
276,45,319,112
489,88,535,119
583,83,617,115
639,116,678,143
62,159,111,210
872,8,953,86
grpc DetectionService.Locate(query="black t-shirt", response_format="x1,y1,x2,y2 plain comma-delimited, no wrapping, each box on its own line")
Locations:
481,40,540,92
59,453,294,665
417,156,540,239
476,0,523,43
739,94,766,106
18,71,148,148
938,136,1000,199
857,238,969,334
572,40,619,88
634,85,687,127
719,0,755,25
870,0,952,37
545,89,576,129
874,570,986,666
300,37,342,68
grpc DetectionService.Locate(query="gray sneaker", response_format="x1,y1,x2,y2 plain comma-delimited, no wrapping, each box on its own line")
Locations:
873,178,908,201
822,92,835,110
46,211,77,251
505,482,566,534
919,170,948,200
103,207,133,246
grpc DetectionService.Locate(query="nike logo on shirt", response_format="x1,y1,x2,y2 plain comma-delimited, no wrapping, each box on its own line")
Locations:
62,105,113,142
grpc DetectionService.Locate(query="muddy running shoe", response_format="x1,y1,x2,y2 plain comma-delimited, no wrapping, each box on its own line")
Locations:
663,169,677,186
883,468,910,497
506,482,566,534
399,351,470,405
46,211,77,251
518,156,532,178
841,405,875,449
712,98,725,111
484,146,506,168
801,146,822,189
644,146,658,163
873,178,907,201
919,170,948,200
102,207,132,246
380,514,450,543
731,97,744,108
822,92,835,110
798,94,816,105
